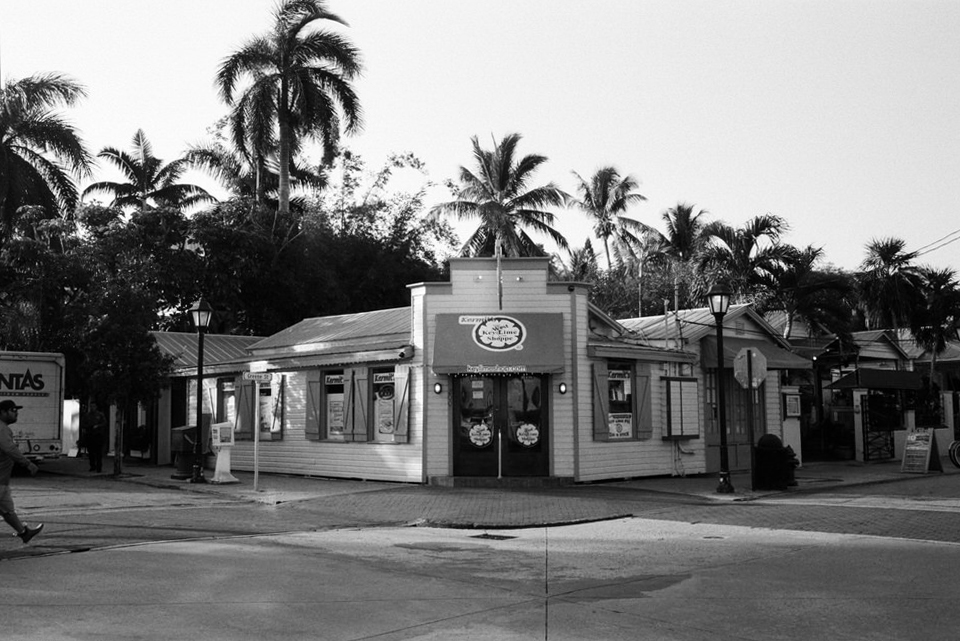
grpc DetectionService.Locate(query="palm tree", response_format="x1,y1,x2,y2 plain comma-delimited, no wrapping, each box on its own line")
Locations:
0,73,91,239
699,214,790,303
857,237,923,333
83,129,215,212
185,139,326,206
762,245,854,339
909,266,960,386
430,133,568,257
570,166,647,269
216,0,362,218
655,202,710,262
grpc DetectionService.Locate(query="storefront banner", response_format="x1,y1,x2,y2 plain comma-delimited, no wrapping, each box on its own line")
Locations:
432,313,564,374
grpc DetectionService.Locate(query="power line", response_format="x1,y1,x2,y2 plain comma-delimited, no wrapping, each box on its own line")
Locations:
914,227,960,255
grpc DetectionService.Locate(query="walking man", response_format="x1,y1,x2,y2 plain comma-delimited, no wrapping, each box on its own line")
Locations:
81,401,107,473
0,400,43,543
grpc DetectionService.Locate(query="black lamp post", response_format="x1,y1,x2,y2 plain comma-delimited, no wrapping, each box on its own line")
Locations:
707,282,734,494
190,299,213,484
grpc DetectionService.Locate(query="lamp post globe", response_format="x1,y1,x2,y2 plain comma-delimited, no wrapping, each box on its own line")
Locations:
706,282,735,494
189,299,213,484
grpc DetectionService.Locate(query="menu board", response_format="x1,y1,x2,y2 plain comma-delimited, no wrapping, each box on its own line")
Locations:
901,427,942,474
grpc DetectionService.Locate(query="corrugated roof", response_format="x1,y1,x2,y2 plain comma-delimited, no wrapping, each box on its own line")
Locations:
151,332,264,368
249,307,411,352
619,305,768,343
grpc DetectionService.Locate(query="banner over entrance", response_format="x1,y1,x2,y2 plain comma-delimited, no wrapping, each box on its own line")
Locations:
432,313,565,374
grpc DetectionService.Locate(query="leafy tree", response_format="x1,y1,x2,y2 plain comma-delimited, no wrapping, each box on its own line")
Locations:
570,166,648,269
553,239,600,282
857,237,923,334
0,73,91,240
78,278,174,476
699,214,790,303
216,0,363,218
83,129,215,212
430,133,568,257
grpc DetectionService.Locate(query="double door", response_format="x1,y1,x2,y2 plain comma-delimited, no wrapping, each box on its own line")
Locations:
453,375,549,477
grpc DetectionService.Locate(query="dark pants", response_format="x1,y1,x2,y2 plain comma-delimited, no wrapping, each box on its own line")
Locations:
87,436,104,472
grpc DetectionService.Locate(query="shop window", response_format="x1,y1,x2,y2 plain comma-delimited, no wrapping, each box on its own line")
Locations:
232,375,285,441
591,361,652,441
217,379,236,425
306,365,410,443
663,377,700,439
258,376,285,440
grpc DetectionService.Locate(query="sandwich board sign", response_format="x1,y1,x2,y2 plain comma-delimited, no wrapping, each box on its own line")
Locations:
901,426,943,474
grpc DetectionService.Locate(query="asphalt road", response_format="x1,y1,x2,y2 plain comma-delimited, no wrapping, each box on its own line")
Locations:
3,472,960,640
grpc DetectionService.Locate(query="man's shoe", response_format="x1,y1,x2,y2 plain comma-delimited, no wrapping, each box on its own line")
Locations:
18,523,43,544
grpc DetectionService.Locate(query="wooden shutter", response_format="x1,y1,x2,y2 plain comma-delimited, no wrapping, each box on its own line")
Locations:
235,379,255,440
352,368,370,442
635,369,653,440
592,362,611,441
393,364,411,443
305,370,321,440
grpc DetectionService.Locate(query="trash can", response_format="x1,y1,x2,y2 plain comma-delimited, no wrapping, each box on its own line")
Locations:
752,434,798,491
170,425,195,480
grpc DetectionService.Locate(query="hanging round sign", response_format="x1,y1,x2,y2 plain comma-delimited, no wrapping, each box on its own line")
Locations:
516,423,540,447
469,422,493,447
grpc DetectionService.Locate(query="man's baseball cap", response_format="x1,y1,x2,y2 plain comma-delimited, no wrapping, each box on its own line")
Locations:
0,400,24,412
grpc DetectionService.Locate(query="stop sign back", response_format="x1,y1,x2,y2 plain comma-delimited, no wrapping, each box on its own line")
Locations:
734,347,767,389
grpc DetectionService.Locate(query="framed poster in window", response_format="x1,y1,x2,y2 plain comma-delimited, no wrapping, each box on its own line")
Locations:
784,394,801,418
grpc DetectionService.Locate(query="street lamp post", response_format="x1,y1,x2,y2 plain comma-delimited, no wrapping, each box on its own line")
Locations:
190,299,213,484
707,283,735,494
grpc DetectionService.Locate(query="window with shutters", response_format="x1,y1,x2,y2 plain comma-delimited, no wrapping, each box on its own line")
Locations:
305,364,411,444
230,376,285,441
663,377,700,438
592,361,653,441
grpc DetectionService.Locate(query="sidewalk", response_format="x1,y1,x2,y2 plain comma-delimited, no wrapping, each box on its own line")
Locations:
38,453,960,528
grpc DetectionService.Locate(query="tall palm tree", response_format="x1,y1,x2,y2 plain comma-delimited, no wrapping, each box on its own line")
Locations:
857,237,923,333
0,73,91,239
216,0,362,217
699,214,790,303
430,133,568,257
83,129,215,212
570,166,647,269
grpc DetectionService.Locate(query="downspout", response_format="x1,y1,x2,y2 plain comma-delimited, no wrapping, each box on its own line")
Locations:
569,285,581,480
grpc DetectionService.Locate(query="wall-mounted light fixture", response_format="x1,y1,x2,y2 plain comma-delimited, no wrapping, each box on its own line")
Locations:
433,382,443,394
558,382,568,394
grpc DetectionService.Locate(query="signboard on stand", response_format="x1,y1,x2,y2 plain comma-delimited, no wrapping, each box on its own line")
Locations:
901,426,943,474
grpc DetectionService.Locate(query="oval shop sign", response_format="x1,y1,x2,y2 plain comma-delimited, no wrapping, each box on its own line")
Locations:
460,315,526,352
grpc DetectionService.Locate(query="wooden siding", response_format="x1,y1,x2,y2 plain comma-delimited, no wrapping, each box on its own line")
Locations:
221,369,423,482
577,363,706,482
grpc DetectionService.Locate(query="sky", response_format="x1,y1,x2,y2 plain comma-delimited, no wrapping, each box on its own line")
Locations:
4,0,960,272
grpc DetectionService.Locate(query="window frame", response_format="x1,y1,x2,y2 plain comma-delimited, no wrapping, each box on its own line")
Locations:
592,360,653,442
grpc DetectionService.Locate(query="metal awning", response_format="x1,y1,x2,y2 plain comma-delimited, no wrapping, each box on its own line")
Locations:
701,337,810,369
827,368,923,390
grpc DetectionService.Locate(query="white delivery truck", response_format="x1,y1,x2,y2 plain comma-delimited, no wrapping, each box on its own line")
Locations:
0,351,65,461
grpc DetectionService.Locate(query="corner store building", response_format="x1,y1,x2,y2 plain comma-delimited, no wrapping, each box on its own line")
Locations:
154,257,798,484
